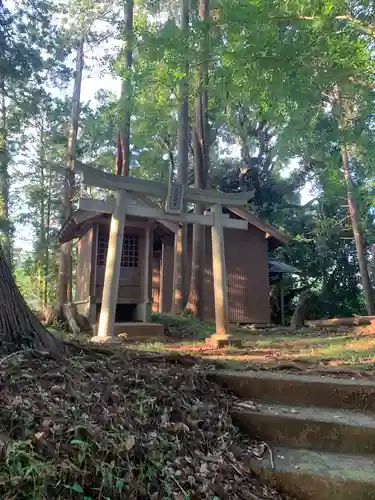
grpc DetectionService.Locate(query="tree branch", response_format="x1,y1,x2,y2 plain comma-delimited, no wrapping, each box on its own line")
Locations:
282,197,319,210
276,14,375,38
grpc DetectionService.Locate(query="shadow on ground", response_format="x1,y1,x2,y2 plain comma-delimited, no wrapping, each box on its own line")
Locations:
126,322,375,378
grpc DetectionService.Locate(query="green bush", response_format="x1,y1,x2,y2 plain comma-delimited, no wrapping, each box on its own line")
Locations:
151,313,215,340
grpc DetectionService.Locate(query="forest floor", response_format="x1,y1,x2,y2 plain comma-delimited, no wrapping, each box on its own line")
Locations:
8,315,371,498
130,314,375,379
0,340,294,500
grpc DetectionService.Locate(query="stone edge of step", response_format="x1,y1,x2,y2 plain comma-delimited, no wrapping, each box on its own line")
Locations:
247,445,375,482
231,403,375,428
210,369,375,388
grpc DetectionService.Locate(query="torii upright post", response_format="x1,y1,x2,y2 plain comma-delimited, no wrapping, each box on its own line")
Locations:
206,203,239,348
92,189,128,342
210,204,229,335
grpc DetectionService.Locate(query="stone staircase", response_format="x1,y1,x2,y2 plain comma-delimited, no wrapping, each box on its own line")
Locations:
209,370,375,500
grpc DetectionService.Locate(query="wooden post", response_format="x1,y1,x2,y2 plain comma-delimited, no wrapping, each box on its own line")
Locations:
172,228,185,308
160,242,166,312
207,204,237,348
142,227,152,321
280,278,285,326
88,224,98,324
160,238,174,312
93,189,127,342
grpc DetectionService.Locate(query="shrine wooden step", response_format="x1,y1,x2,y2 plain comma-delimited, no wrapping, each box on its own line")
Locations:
92,322,164,340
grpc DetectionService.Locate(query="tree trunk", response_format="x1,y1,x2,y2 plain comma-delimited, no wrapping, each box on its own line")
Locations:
0,67,10,265
341,142,375,315
290,291,309,329
115,0,133,177
186,217,205,318
57,36,84,309
38,117,47,308
0,242,60,353
185,0,209,319
44,161,52,307
306,316,375,327
173,0,189,313
185,127,206,318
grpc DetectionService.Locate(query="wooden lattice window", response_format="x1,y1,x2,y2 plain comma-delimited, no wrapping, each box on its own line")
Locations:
97,233,139,268
97,234,108,267
121,234,139,268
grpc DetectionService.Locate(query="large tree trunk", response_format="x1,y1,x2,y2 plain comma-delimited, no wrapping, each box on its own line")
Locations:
341,142,375,315
57,36,84,309
0,242,59,353
185,124,206,318
115,0,133,177
173,0,189,313
185,0,209,320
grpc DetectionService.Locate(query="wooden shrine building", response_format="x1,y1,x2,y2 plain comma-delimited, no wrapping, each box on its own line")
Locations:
59,195,289,328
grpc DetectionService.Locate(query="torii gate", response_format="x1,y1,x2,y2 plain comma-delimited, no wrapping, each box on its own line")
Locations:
74,162,253,347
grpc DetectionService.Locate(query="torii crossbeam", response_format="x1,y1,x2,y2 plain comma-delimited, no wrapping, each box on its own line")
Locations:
74,162,254,347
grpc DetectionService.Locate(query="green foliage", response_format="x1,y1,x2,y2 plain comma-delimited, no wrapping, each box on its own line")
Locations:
4,0,375,319
151,312,215,340
14,264,41,309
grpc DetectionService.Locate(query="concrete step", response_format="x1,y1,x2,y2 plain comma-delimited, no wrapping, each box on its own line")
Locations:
232,403,375,455
210,370,375,412
247,446,375,500
92,322,164,340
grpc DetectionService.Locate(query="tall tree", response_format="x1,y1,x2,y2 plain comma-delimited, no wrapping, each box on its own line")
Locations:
218,0,375,315
56,0,113,310
17,95,69,310
335,88,375,314
57,36,84,309
173,0,190,313
0,0,66,351
116,0,134,176
186,0,210,318
0,0,68,265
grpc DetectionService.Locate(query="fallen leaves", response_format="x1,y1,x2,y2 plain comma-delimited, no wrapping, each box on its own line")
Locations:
0,348,292,499
124,434,136,451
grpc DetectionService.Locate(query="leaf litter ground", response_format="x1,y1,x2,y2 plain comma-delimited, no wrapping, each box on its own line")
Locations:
0,346,293,500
